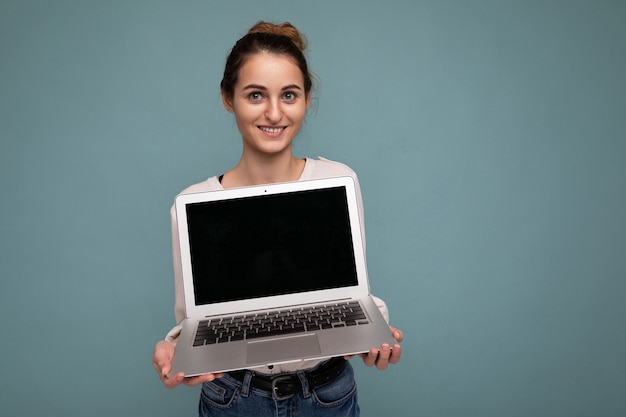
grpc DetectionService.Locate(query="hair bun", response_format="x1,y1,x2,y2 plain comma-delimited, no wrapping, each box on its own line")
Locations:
248,21,307,53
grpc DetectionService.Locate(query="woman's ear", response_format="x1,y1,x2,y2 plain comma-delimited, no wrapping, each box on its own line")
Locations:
222,93,234,113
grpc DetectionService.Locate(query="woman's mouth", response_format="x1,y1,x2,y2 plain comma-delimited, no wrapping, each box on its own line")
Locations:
258,126,285,134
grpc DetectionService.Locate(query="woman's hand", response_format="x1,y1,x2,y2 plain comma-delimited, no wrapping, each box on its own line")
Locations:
346,325,403,370
152,340,224,389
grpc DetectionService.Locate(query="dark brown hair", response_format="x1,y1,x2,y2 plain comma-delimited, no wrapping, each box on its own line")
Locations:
220,22,313,100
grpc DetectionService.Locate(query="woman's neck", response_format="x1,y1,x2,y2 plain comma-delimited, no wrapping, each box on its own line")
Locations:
221,151,305,188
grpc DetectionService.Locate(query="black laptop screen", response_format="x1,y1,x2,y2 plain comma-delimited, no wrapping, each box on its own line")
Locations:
185,186,359,305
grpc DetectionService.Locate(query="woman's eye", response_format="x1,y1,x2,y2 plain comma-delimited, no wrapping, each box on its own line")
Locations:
283,92,297,101
249,92,263,101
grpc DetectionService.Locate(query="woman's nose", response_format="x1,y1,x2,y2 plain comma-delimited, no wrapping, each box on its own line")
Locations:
264,100,282,123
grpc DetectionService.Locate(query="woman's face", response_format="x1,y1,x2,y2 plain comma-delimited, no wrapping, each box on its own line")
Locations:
223,52,310,157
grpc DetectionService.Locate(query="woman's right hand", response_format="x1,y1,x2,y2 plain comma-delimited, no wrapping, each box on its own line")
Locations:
152,340,224,389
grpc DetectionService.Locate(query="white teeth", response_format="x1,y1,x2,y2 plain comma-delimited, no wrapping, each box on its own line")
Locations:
260,126,283,133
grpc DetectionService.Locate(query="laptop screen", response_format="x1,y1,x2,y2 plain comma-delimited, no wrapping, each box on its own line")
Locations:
185,186,359,306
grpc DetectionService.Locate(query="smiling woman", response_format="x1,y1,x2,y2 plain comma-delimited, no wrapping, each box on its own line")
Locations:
219,24,314,187
221,52,311,174
151,21,404,417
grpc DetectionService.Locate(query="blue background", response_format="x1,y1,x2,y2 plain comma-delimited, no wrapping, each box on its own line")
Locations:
1,1,625,416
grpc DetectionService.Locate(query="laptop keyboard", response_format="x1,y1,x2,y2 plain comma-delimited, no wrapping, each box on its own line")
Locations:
193,301,369,346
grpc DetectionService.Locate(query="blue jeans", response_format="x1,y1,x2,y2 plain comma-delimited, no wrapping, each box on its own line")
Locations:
198,360,360,417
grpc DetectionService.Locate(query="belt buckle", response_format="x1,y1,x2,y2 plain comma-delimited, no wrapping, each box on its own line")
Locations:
271,375,298,401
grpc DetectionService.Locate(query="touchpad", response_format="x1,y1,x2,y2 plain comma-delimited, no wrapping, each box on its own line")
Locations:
247,334,321,365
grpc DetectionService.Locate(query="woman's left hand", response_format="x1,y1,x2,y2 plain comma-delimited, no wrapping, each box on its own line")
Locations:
346,325,403,370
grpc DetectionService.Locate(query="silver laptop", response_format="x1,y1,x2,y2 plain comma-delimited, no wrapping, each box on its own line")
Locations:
170,176,394,376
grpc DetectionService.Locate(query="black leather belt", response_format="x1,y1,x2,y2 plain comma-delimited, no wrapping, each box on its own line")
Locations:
228,357,347,400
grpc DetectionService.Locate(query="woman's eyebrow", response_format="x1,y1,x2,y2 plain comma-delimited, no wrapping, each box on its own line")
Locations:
242,84,267,91
281,84,303,91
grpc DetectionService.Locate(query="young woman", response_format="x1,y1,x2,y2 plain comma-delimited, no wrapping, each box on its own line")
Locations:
153,21,403,416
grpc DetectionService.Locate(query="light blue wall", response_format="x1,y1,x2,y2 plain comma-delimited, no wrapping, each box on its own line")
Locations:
1,1,625,416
